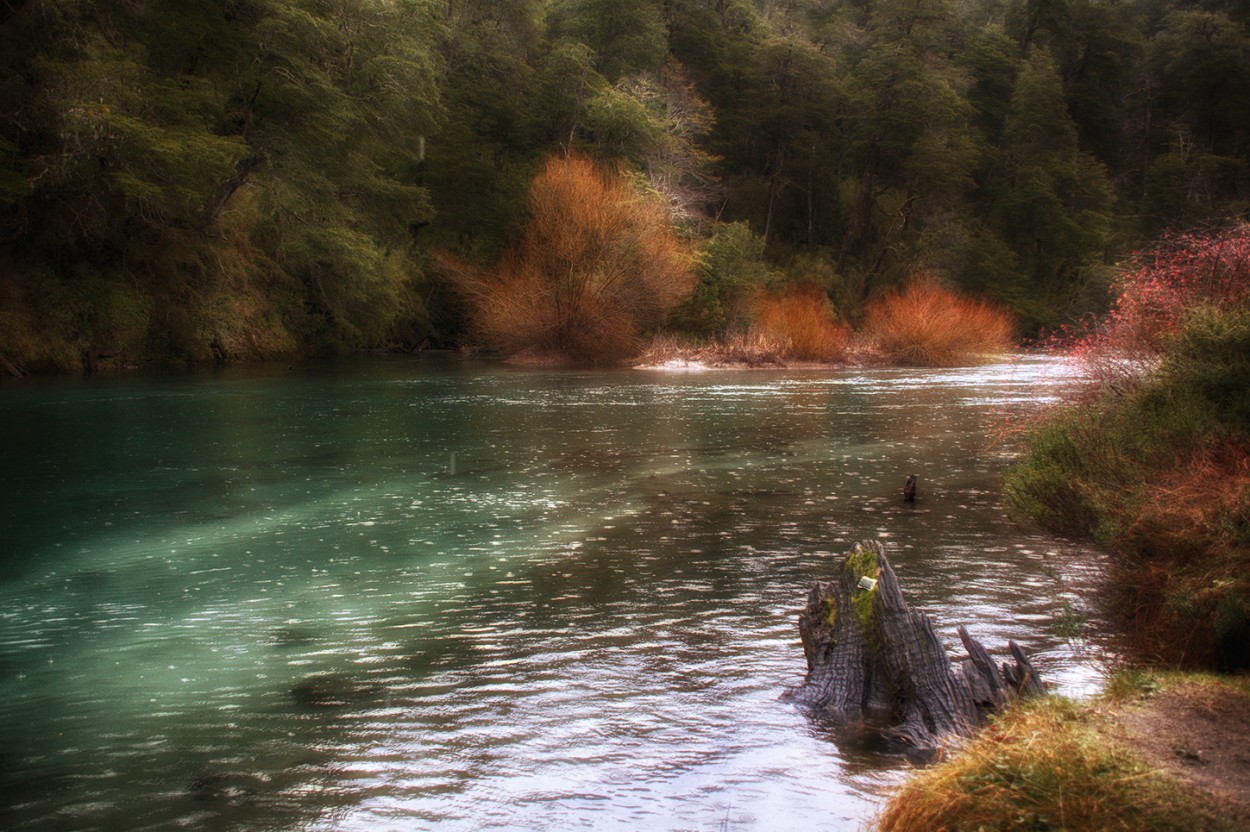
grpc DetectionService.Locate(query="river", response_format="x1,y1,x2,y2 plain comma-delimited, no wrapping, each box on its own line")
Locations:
0,355,1104,831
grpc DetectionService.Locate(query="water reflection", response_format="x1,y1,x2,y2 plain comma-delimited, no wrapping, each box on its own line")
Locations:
0,356,1105,831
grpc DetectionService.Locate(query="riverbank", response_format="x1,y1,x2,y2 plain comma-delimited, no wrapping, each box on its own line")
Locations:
875,671,1250,831
630,331,1015,371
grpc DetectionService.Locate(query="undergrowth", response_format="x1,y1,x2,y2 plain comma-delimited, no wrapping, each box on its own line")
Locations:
1006,227,1250,670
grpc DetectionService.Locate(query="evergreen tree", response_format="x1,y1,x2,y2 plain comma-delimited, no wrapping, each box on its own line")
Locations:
988,47,1114,326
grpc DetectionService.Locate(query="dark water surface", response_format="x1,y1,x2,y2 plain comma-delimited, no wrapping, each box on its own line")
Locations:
0,356,1104,831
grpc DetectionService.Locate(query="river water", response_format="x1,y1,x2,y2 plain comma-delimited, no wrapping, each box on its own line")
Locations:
0,356,1104,831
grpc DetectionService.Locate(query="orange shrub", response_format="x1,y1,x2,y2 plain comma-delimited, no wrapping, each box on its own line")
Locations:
861,279,1016,366
750,289,850,362
448,154,694,364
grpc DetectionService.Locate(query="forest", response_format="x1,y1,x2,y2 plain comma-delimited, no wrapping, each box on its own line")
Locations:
2,0,1249,371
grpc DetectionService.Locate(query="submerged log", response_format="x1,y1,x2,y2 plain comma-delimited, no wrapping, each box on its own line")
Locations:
783,540,1044,750
290,673,386,709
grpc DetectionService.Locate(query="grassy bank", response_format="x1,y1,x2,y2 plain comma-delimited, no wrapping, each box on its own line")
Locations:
875,673,1250,832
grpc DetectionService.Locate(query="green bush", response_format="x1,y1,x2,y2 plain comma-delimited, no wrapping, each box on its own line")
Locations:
668,221,774,339
1158,307,1250,433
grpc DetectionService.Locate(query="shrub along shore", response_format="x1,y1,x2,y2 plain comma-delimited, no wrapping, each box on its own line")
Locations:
438,155,1018,371
632,279,1017,369
1006,227,1250,672
876,226,1250,830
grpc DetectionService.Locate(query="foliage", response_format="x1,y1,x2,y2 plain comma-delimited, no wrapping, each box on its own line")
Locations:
6,0,1250,370
860,279,1017,366
0,0,442,370
983,47,1116,328
1007,228,1250,670
1079,226,1250,383
448,154,693,364
548,0,667,82
750,289,850,362
1008,314,1250,669
668,221,774,338
874,696,1240,832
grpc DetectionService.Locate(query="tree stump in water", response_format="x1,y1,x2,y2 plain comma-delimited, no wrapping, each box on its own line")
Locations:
783,540,1045,751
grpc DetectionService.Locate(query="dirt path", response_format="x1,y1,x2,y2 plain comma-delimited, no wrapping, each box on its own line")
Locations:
1111,681,1250,826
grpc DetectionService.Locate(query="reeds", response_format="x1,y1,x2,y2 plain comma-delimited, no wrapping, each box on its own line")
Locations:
861,278,1016,366
636,332,788,367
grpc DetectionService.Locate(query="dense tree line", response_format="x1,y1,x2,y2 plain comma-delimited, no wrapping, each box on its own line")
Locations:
2,0,1248,370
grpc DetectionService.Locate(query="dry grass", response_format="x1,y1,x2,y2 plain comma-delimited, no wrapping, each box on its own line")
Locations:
1123,443,1250,557
861,278,1016,366
750,289,851,362
635,331,789,367
445,154,694,365
1106,442,1250,670
875,697,1238,832
637,289,851,367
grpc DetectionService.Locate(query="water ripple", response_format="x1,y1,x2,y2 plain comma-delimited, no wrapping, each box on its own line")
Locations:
0,356,1108,831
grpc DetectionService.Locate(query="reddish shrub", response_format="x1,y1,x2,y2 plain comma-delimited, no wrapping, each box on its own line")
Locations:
1067,224,1250,390
447,154,694,364
751,289,850,362
861,279,1016,366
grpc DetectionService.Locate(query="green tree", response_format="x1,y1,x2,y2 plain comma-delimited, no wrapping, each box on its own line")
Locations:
1149,9,1250,157
986,47,1114,326
731,35,842,247
839,35,980,295
548,0,667,81
421,0,546,261
0,0,444,369
669,221,775,337
585,61,721,224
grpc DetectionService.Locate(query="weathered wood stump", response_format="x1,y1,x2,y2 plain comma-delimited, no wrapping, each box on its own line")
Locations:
783,540,1045,750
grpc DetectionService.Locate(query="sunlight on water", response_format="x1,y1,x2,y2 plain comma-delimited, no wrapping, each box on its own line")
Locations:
0,355,1104,830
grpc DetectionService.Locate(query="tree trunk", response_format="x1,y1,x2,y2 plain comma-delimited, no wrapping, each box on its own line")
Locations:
0,354,23,378
783,540,1045,751
199,154,265,230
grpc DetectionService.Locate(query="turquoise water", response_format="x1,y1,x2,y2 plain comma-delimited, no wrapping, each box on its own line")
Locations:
0,356,1103,831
